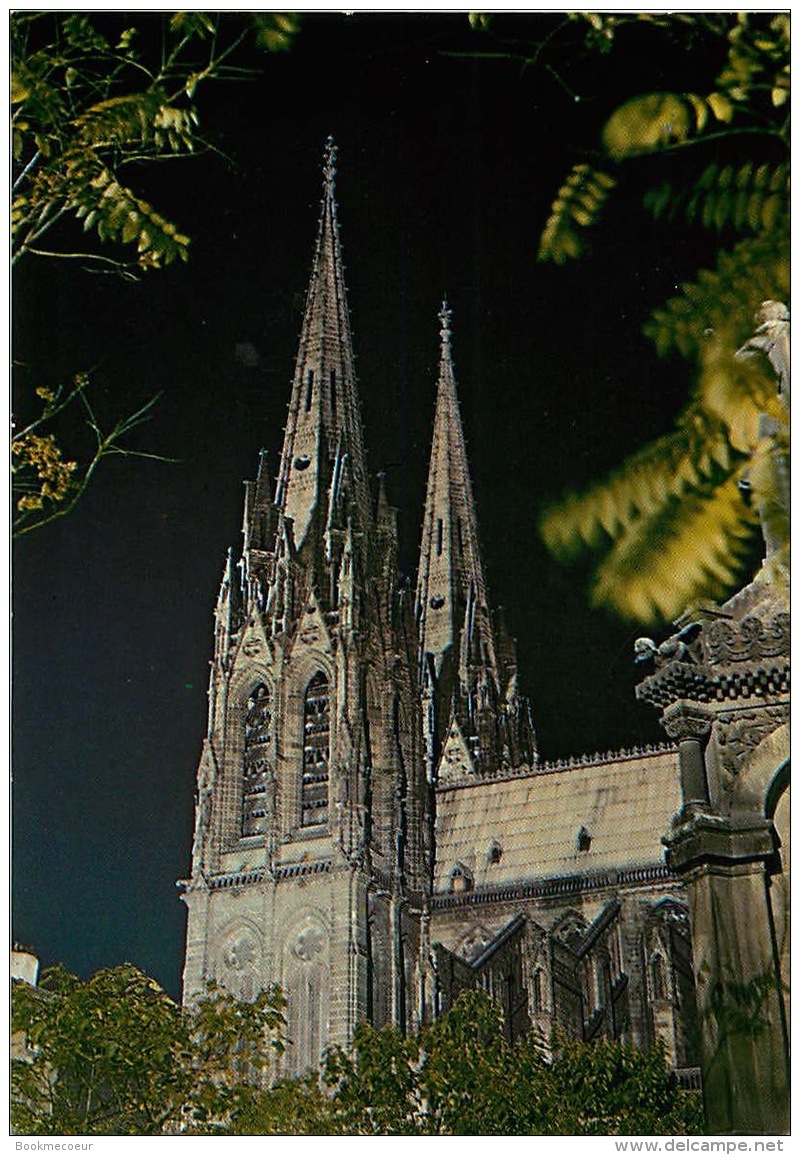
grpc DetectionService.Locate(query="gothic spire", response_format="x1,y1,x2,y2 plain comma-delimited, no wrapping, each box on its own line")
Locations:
416,302,499,689
415,304,535,778
274,138,371,549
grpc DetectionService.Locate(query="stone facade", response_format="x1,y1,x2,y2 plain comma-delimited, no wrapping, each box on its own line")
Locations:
181,142,717,1081
637,579,790,1132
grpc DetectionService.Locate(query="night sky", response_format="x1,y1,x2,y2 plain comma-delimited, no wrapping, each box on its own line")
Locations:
13,13,733,998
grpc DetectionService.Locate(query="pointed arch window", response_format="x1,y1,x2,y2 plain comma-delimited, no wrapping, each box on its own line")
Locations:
242,684,271,837
305,369,314,413
301,672,330,827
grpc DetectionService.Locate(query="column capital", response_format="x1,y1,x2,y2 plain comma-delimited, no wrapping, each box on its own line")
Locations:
661,702,713,742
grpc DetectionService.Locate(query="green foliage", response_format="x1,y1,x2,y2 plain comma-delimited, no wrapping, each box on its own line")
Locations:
539,323,787,622
547,1034,704,1135
644,230,790,361
12,965,188,1134
532,13,790,622
11,11,301,535
225,990,702,1136
11,375,169,538
231,1073,337,1135
645,163,789,235
538,165,617,263
11,12,302,274
11,965,286,1135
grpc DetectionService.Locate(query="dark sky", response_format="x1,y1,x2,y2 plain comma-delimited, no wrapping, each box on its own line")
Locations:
12,12,732,998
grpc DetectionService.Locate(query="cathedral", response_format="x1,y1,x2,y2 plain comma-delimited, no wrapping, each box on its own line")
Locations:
180,143,789,1122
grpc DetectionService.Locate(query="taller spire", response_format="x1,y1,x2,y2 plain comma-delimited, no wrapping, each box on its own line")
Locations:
275,138,371,549
416,304,535,780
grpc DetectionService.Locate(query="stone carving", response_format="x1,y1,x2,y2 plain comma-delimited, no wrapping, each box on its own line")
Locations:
222,933,258,971
191,744,216,870
661,705,712,743
292,923,326,963
457,925,493,963
702,612,790,666
716,705,790,778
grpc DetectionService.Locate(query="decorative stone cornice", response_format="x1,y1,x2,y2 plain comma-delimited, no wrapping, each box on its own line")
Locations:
208,868,266,890
431,862,674,909
636,601,790,713
702,612,789,666
664,811,777,874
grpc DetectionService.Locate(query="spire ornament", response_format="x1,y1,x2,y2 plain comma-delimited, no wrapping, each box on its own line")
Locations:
438,299,452,360
323,135,338,198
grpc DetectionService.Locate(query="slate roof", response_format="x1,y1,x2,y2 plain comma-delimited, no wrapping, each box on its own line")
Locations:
434,745,680,893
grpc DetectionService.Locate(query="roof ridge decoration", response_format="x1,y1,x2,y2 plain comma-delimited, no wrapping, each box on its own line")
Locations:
434,740,678,790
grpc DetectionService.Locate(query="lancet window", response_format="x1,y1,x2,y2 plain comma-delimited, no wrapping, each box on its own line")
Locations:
301,672,330,827
242,684,272,837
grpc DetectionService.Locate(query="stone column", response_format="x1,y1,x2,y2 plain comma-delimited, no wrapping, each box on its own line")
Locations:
662,704,711,813
665,815,789,1134
662,703,788,1135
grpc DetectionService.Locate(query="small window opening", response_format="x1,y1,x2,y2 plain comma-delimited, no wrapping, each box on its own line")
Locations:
577,826,592,853
449,863,473,893
294,455,311,471
457,517,464,554
330,369,337,420
430,595,445,610
487,841,502,865
436,517,443,556
305,369,314,413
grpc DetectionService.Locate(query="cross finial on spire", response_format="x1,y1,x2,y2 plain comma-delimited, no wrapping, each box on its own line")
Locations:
323,135,338,197
439,299,452,358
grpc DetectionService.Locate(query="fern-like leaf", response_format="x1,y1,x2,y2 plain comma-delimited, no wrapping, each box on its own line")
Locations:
64,152,190,266
589,477,758,622
251,13,302,53
538,164,616,264
539,409,742,560
644,162,789,234
71,90,199,154
644,227,790,359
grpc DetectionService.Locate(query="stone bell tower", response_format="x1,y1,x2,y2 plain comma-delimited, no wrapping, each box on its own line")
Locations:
180,140,430,1074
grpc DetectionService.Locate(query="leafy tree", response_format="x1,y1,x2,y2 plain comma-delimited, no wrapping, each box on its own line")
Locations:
12,11,300,273
532,13,790,623
227,990,702,1135
11,11,301,536
463,13,789,622
11,964,285,1135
